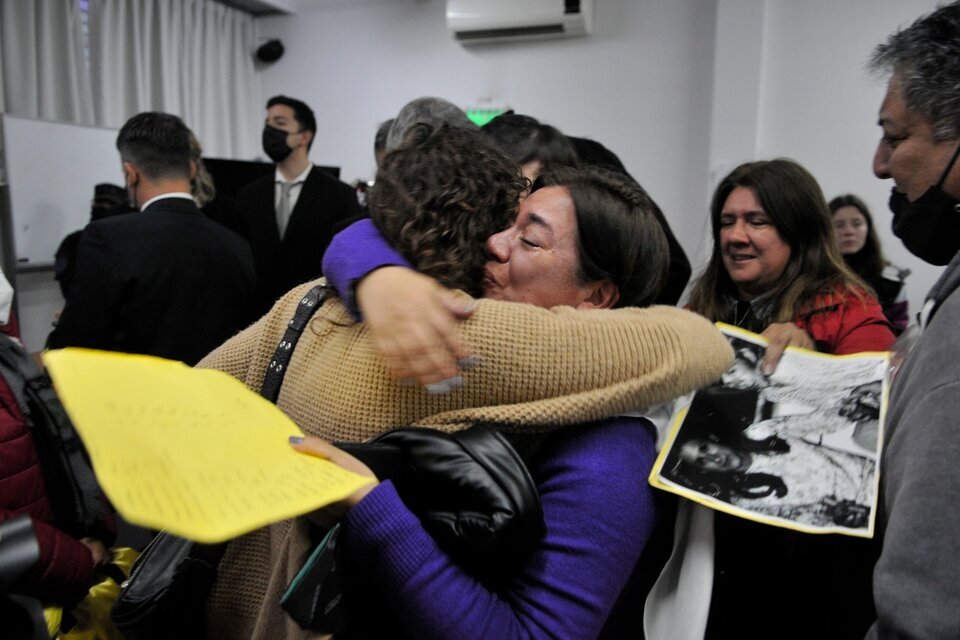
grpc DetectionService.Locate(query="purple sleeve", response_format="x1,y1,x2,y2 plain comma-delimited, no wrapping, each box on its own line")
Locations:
884,298,909,335
321,218,412,319
342,417,658,639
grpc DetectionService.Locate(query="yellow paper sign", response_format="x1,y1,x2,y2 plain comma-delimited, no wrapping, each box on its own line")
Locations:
43,348,371,543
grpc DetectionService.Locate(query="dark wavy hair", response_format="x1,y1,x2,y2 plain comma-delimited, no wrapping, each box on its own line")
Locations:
688,159,869,322
369,123,526,296
534,165,669,308
828,194,886,281
670,433,789,503
483,112,578,171
672,460,788,503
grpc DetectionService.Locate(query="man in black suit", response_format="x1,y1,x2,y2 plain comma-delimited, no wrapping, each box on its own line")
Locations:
53,183,134,299
47,112,255,366
238,95,360,315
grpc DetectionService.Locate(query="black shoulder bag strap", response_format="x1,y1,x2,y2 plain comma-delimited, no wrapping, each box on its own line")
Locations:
260,284,333,403
111,283,335,640
0,335,109,539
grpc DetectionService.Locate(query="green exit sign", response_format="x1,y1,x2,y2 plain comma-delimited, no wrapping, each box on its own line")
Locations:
466,108,506,127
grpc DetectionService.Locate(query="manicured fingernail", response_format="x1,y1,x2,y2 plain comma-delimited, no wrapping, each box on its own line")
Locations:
462,299,479,313
458,355,480,370
426,381,450,395
288,436,304,444
426,377,462,395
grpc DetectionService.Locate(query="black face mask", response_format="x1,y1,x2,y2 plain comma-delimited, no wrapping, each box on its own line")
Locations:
889,143,960,266
262,124,294,163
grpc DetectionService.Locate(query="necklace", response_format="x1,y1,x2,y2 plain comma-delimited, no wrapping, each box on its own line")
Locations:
733,300,753,328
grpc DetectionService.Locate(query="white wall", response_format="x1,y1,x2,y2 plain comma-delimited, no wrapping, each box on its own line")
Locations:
16,270,61,351
753,0,943,316
11,0,951,350
254,0,946,315
253,0,719,276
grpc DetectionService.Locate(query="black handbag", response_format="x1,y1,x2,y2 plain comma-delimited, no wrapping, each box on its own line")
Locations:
279,424,545,634
0,515,49,640
111,284,333,637
342,426,544,570
108,534,223,640
0,335,111,541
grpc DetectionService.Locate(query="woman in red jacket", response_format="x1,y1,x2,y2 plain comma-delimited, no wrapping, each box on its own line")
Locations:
687,159,894,362
675,159,895,639
0,307,111,606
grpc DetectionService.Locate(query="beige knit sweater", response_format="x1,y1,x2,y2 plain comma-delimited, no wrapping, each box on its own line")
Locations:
200,279,733,639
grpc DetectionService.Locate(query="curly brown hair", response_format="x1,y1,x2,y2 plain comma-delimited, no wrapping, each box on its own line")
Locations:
368,123,526,296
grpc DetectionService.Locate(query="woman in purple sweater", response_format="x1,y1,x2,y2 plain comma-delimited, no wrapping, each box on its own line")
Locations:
295,418,654,639
288,121,676,638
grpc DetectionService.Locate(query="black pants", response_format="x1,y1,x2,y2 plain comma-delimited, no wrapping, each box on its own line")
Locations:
706,513,879,640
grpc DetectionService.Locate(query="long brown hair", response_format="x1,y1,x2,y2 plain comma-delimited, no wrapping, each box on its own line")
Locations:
828,194,886,280
688,159,870,322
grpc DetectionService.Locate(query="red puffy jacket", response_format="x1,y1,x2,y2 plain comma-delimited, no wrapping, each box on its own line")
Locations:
0,318,103,604
794,287,896,355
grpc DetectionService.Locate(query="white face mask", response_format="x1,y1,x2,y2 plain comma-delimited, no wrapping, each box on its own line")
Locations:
0,267,13,325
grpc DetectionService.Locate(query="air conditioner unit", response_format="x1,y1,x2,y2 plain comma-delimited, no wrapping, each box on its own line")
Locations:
447,0,593,45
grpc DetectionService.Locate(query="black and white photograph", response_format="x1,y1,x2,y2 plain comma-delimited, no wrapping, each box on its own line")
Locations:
651,325,890,536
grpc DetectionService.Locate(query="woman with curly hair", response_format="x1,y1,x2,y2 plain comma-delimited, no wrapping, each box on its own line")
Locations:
201,112,732,639
365,122,518,298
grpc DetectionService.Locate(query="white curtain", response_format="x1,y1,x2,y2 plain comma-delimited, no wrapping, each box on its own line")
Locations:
0,0,94,124
88,0,261,159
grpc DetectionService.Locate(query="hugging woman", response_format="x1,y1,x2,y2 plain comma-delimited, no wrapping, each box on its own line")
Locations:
200,120,732,639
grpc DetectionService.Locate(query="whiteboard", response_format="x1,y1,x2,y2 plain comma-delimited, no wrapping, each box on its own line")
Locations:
1,115,121,267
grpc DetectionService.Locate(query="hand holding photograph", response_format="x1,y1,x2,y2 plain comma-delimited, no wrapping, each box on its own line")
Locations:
650,323,890,537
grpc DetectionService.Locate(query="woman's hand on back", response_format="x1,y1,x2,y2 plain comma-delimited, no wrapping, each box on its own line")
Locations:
760,322,814,374
356,267,478,390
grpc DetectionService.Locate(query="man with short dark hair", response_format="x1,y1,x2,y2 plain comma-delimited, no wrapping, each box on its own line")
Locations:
47,112,255,366
867,3,960,638
237,95,360,315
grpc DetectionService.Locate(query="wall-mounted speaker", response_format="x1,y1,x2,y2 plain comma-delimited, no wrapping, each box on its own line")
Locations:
256,39,284,63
